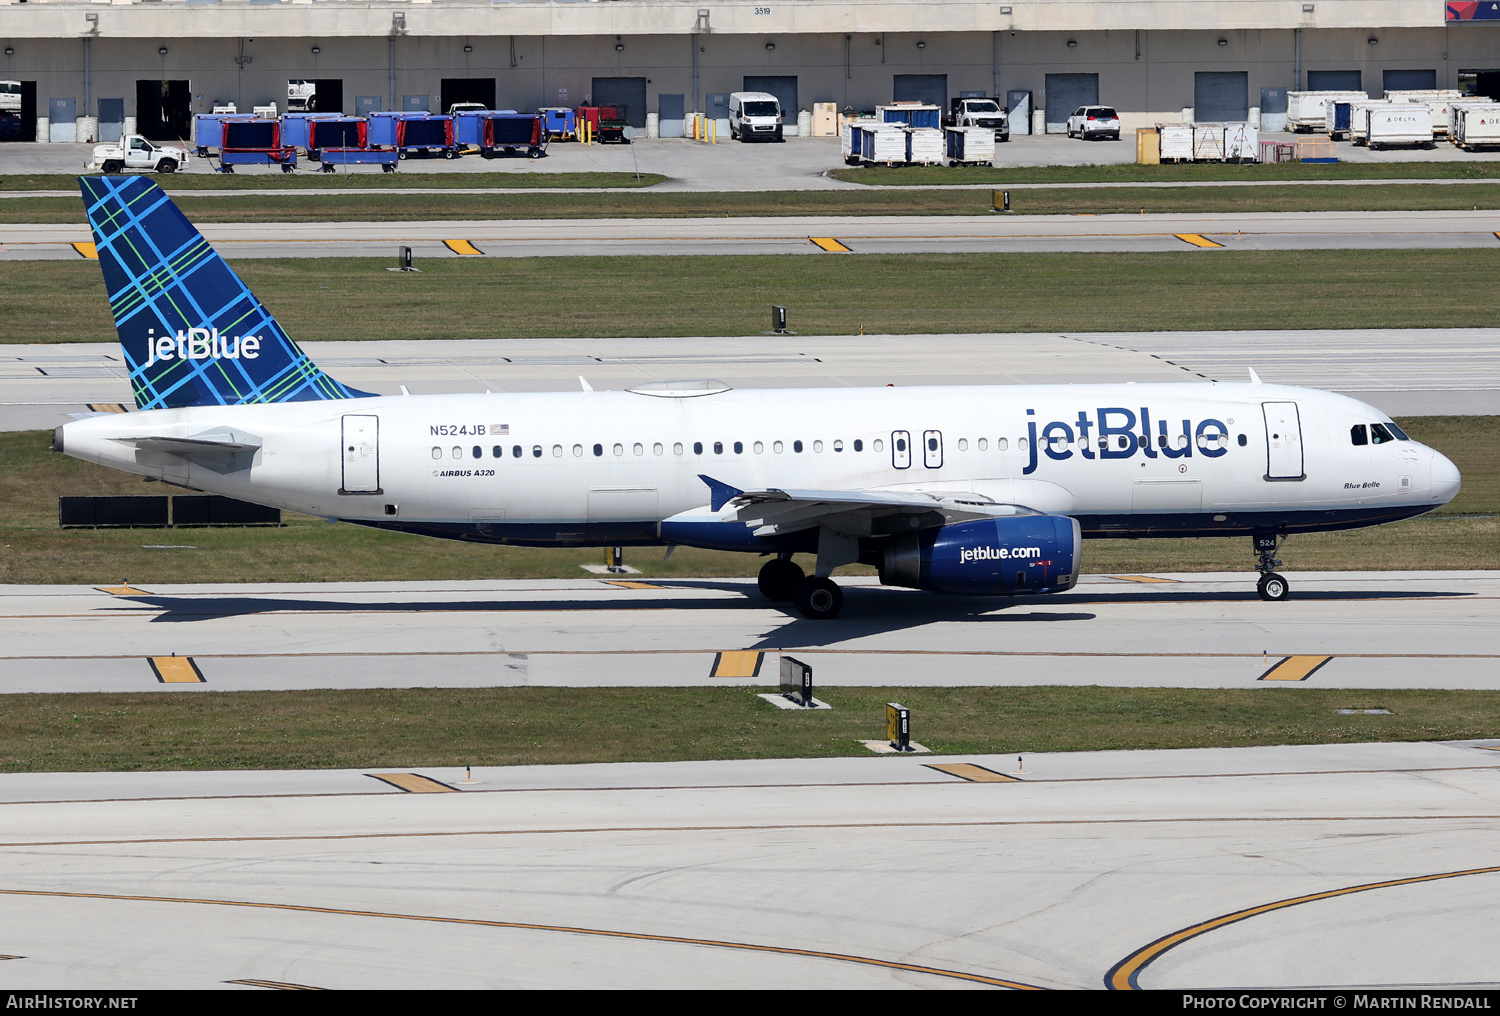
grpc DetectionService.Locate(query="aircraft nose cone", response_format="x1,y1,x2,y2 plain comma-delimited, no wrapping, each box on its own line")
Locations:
1430,449,1462,504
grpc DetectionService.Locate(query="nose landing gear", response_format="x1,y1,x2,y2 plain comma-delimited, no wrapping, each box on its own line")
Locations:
1254,533,1290,601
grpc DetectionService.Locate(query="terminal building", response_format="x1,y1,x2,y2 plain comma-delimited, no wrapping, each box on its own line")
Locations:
2,0,1497,142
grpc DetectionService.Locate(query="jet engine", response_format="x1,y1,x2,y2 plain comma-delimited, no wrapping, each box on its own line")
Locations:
879,514,1081,595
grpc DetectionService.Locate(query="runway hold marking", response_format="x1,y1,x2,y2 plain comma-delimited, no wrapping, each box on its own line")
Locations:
1105,863,1500,990
0,888,1043,990
367,773,457,794
70,242,99,260
925,763,1021,783
809,237,852,252
1258,655,1333,682
1173,234,1225,248
710,651,764,678
225,979,324,991
96,585,150,596
1108,575,1178,583
148,656,205,684
604,580,665,590
443,239,485,256
85,403,128,414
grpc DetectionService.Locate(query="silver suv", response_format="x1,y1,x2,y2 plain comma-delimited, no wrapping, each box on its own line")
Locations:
1066,105,1121,140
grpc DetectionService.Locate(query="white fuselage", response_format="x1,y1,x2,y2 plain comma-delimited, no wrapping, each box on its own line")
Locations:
58,381,1460,548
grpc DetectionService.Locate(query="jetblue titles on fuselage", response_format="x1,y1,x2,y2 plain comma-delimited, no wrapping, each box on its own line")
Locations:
1023,406,1230,474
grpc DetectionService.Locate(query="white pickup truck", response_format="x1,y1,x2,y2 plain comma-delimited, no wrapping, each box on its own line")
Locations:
87,135,190,174
945,97,1010,140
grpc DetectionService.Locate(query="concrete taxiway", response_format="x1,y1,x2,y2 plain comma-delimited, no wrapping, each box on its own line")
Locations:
2,572,1496,695
1,743,1498,989
4,328,1499,433
6,208,1500,260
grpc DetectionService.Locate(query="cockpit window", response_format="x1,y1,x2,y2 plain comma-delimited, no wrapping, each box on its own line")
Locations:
1350,424,1368,446
1370,423,1396,444
1384,421,1409,441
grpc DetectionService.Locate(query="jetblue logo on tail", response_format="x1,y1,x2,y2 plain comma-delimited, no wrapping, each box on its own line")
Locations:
145,328,261,367
79,174,372,410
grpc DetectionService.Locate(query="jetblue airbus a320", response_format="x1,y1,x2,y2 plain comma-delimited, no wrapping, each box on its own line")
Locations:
55,177,1461,619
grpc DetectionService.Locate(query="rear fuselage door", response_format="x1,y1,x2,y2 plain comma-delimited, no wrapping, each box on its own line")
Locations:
341,414,381,493
891,430,911,469
1262,401,1305,481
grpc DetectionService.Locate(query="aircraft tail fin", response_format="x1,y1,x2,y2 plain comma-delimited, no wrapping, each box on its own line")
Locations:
78,175,372,410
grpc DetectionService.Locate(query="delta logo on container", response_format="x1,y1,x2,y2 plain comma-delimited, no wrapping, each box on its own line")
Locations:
143,327,261,368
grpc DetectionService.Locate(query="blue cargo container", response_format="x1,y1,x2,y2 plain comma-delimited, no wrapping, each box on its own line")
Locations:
219,119,297,173
366,112,455,158
281,112,345,151
193,113,257,157
539,107,577,140
455,111,547,158
1329,101,1353,139
877,103,942,129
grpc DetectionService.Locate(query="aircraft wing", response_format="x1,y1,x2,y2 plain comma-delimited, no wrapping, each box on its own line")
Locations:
700,475,1038,538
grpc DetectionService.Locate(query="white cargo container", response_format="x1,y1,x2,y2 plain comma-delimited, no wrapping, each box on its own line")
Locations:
1223,123,1259,162
1191,123,1225,161
1384,89,1463,136
944,125,996,166
841,117,879,164
1348,101,1403,145
1365,105,1434,149
854,124,906,164
1286,90,1368,132
1158,124,1194,161
1454,104,1500,150
1447,98,1496,141
904,126,944,165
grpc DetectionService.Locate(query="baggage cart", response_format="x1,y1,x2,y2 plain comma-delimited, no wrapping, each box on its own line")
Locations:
1447,98,1496,141
1365,105,1434,149
1192,123,1226,161
853,124,905,165
219,119,296,173
281,112,344,154
1223,123,1259,162
192,113,255,157
368,112,456,158
307,119,396,171
1286,91,1367,132
904,126,944,165
539,107,576,140
1348,101,1402,145
456,111,546,158
1384,89,1462,135
1454,103,1500,150
1158,124,1194,162
944,125,995,166
1324,101,1353,140
841,117,879,164
876,103,942,129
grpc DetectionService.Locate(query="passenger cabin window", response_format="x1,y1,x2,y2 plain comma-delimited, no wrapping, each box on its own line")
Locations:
854,439,863,452
1351,425,1368,446
773,441,784,453
514,446,523,458
573,444,583,457
794,440,804,453
713,441,723,454
693,442,703,455
594,443,604,456
532,446,542,458
733,441,743,454
473,446,482,459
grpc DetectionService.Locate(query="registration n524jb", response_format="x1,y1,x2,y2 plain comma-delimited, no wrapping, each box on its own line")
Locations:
56,177,1461,619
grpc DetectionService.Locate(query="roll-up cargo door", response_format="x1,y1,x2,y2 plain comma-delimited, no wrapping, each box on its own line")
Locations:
1195,71,1249,122
1383,69,1437,92
1044,73,1098,133
893,74,947,108
592,77,648,127
341,415,381,494
1307,70,1361,91
743,76,799,121
1262,402,1305,481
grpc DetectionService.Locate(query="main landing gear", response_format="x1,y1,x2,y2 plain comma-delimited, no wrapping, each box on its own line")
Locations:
757,556,845,620
1254,533,1290,601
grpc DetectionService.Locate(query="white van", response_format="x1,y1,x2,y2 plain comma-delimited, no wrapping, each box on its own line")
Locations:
729,91,783,142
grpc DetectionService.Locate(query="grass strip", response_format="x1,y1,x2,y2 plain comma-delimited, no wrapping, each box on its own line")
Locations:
5,183,1500,224
830,161,1500,186
2,686,1496,773
8,250,1500,345
0,171,666,192
2,417,1494,584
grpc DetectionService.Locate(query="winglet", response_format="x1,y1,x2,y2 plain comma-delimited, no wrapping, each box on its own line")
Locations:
699,474,744,512
1248,367,1262,385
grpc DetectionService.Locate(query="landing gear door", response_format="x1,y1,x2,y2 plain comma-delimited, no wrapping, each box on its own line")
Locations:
1262,401,1304,481
341,414,381,494
891,430,911,469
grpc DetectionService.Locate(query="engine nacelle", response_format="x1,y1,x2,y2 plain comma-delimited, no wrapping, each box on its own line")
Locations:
880,514,1081,595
